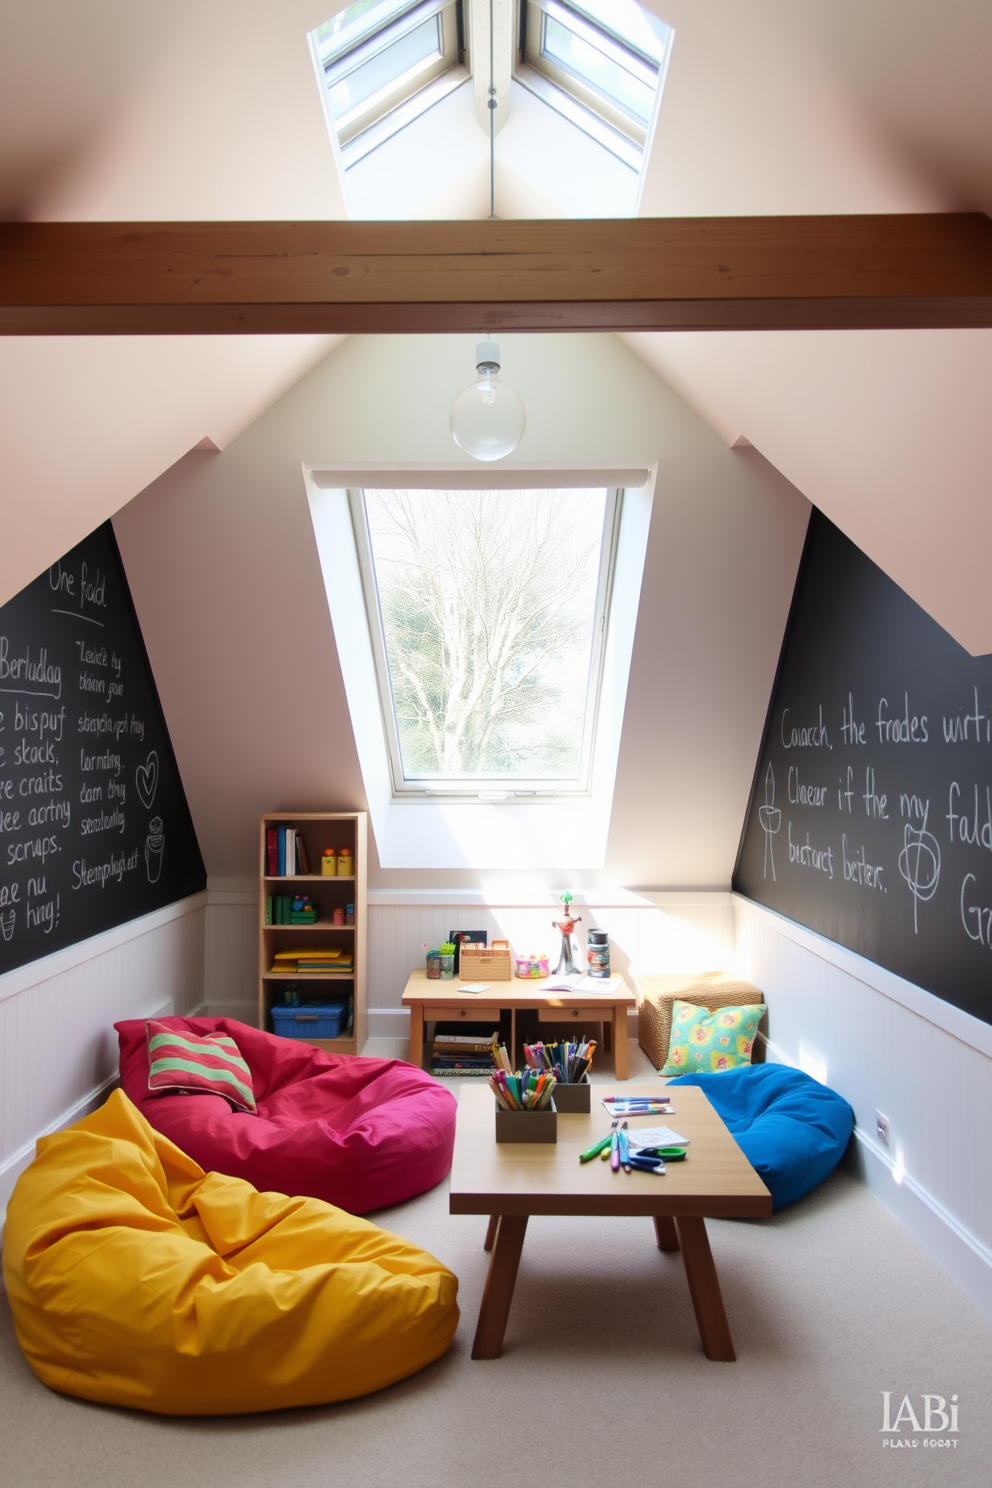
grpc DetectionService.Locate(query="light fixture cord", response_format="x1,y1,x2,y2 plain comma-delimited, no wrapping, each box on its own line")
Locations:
488,0,496,219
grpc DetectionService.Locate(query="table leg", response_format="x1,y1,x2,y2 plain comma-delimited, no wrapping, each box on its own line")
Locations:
675,1216,736,1361
653,1214,680,1252
408,1006,425,1069
483,1215,499,1252
612,1006,629,1079
471,1213,529,1360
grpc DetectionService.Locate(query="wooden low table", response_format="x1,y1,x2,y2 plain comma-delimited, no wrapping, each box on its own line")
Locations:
448,1082,772,1361
401,969,636,1079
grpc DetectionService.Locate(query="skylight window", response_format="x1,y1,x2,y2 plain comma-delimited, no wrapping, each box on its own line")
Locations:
516,0,673,168
310,0,466,165
351,486,620,797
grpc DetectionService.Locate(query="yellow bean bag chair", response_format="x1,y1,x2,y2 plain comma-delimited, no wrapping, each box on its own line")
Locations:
2,1090,458,1415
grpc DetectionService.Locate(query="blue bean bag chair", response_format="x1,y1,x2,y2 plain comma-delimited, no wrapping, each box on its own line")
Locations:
668,1063,853,1210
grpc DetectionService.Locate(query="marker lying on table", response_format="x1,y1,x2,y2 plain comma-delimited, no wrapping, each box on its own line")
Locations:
618,1123,631,1173
579,1134,613,1163
601,1097,674,1118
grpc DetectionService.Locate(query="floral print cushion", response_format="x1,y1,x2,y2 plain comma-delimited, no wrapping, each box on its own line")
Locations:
661,1001,765,1077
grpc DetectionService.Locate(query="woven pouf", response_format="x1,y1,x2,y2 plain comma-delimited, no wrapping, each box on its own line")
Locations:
636,971,765,1071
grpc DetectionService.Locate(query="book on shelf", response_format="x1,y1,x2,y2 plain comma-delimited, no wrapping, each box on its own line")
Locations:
430,1063,495,1076
430,1021,498,1077
432,1030,499,1047
431,1041,496,1053
269,825,314,876
271,947,353,975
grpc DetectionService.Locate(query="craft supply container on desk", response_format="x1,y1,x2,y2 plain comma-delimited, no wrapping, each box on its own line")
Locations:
460,939,512,980
549,1077,590,1113
258,811,367,1055
495,1103,557,1144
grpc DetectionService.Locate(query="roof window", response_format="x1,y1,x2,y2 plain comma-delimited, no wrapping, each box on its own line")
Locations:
515,0,673,169
310,0,467,166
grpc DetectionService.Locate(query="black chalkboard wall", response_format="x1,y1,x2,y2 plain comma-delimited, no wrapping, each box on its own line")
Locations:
0,522,205,975
735,509,992,1027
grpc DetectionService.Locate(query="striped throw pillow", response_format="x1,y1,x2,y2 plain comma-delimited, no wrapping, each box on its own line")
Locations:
146,1021,257,1114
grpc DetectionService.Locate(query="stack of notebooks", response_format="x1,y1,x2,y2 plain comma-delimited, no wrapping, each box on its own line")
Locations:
430,1028,500,1077
269,947,353,975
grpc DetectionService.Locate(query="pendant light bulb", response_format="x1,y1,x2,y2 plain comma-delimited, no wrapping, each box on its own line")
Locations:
450,340,525,461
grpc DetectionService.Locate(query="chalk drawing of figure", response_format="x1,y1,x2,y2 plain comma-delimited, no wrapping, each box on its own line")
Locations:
898,823,940,934
145,816,165,884
0,907,14,942
758,763,782,881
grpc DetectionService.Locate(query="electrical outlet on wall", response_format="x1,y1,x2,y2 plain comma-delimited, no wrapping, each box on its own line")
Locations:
876,1110,890,1147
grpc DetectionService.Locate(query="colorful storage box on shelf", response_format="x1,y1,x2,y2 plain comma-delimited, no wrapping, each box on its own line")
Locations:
270,948,353,974
271,1002,350,1039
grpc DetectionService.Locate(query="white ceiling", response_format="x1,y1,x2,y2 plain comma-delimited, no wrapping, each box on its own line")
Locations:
1,0,990,646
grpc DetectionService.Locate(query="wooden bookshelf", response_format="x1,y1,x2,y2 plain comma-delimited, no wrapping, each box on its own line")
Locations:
258,811,368,1055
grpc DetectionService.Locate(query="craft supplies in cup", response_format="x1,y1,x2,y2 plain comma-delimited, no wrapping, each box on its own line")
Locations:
425,949,442,978
490,1065,558,1143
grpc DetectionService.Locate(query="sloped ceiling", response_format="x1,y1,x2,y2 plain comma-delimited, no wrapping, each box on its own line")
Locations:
0,0,345,605
629,0,992,654
1,0,991,648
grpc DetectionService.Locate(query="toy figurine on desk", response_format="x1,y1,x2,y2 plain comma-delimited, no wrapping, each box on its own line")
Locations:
551,892,582,975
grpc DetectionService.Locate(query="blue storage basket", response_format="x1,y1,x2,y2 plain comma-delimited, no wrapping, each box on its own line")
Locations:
271,1001,349,1040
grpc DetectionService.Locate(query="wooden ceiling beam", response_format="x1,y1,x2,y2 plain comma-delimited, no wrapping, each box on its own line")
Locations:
1,215,990,335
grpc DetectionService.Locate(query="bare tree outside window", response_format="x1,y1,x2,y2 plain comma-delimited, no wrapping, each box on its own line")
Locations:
362,488,611,782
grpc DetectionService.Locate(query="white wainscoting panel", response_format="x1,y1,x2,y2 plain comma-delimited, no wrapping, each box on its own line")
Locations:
0,895,206,1215
366,891,738,1036
196,888,739,1041
203,888,258,1021
736,895,992,1319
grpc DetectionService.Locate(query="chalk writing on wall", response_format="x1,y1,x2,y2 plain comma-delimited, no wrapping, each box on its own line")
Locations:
735,511,992,1027
0,522,205,974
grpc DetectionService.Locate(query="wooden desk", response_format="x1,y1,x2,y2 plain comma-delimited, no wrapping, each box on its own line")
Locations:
401,969,636,1079
449,1083,771,1361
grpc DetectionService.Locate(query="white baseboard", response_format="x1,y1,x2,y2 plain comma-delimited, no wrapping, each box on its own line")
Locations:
759,1031,992,1321
368,1007,411,1040
846,1127,992,1321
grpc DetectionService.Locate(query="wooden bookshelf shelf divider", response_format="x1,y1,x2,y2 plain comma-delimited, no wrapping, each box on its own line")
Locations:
258,811,368,1055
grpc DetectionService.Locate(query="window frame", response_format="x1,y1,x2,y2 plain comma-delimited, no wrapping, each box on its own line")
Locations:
311,0,467,166
348,484,624,802
514,0,672,168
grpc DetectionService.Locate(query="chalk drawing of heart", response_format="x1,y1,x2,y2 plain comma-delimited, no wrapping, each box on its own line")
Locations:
135,750,160,809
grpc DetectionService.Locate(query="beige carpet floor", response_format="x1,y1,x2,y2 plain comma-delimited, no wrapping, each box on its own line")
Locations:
1,1041,989,1488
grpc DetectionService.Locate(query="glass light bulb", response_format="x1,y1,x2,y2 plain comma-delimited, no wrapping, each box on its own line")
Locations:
450,356,525,462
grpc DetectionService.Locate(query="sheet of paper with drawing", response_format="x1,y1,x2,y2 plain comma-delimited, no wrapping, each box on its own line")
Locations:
624,1126,690,1153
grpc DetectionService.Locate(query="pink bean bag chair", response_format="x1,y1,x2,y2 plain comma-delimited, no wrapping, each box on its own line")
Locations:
115,1016,456,1214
